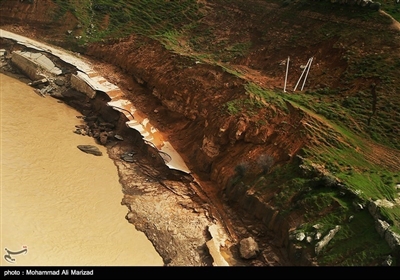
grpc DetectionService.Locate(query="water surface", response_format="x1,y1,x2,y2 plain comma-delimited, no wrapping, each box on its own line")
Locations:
1,73,163,266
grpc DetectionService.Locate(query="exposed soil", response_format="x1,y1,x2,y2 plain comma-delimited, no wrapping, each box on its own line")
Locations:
2,0,400,266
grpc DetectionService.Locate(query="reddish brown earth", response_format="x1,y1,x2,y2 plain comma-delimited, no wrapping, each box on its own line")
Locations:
2,0,400,266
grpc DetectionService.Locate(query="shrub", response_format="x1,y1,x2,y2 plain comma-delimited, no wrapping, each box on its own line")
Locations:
235,162,250,177
369,2,381,11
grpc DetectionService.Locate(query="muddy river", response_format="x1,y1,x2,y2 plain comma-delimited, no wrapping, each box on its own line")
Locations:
0,73,163,266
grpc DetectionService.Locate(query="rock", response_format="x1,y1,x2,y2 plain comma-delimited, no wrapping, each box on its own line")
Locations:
296,232,306,242
120,151,137,162
205,238,229,266
126,212,135,221
114,134,123,141
77,145,102,156
99,122,115,129
121,154,134,163
382,255,393,266
54,78,65,86
51,91,64,98
313,224,322,230
353,201,364,211
384,230,400,250
315,225,340,255
29,78,48,87
99,131,108,145
92,131,99,138
368,201,382,220
39,85,54,95
239,237,259,259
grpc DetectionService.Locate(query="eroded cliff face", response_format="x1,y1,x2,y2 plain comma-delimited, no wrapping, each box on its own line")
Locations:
84,36,309,189
0,0,79,41
82,37,318,265
0,28,309,265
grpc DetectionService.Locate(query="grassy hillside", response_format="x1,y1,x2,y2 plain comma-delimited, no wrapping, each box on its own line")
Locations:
50,0,400,148
51,0,202,39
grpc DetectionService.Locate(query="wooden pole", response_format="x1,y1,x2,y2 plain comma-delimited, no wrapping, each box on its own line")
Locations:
284,56,290,92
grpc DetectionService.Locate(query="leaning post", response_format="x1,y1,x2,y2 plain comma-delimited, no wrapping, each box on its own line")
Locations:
301,56,313,91
284,56,290,92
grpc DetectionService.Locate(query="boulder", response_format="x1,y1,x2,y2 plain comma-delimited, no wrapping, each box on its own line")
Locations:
239,237,259,259
382,255,393,266
375,219,390,238
296,232,306,242
315,225,340,255
384,230,400,250
54,78,65,86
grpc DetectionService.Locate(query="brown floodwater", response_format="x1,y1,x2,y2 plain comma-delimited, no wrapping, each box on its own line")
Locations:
0,73,163,266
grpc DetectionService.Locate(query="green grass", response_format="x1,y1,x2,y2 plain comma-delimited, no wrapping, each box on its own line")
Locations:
155,29,182,50
285,86,400,150
264,1,400,150
52,0,202,42
316,210,393,266
235,87,400,248
381,0,400,22
292,114,398,202
222,82,290,116
298,139,400,228
226,80,399,229
337,170,397,201
238,159,394,265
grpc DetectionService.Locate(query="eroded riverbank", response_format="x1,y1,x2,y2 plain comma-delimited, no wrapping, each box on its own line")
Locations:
0,32,247,266
3,29,294,266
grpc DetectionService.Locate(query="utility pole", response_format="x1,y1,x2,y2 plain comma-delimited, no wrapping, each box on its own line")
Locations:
301,56,313,91
284,56,290,92
294,57,312,92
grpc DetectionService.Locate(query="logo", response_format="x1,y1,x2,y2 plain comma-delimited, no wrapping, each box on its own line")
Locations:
4,246,28,263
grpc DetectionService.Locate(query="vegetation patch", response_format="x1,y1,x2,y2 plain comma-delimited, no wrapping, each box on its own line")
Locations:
52,0,203,42
232,158,394,265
